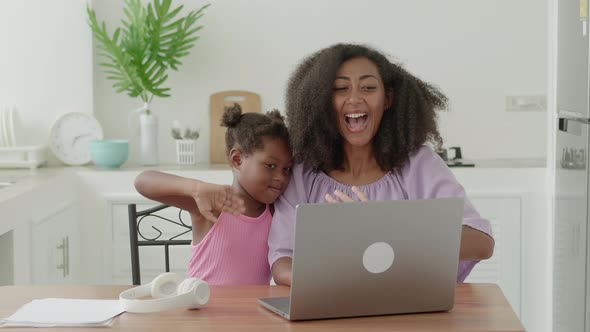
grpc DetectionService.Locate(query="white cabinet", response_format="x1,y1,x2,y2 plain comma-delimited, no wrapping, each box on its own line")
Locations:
32,201,80,284
0,231,14,285
553,191,587,332
464,194,523,317
102,194,524,300
0,170,81,285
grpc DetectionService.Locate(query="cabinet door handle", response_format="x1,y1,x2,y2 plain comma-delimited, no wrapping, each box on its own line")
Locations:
65,236,69,276
56,237,67,278
572,224,580,257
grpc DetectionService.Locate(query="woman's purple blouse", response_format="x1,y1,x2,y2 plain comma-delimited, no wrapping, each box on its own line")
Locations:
268,146,493,282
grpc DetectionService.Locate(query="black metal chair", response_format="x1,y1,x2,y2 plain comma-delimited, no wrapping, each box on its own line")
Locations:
128,204,192,285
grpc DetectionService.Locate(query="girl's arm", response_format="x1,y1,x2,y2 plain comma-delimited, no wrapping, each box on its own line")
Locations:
134,170,202,214
134,170,244,223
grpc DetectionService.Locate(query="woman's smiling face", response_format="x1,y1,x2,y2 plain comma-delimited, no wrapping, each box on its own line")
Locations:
331,56,392,148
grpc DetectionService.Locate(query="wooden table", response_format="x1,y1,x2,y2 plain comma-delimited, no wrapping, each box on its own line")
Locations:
0,283,524,331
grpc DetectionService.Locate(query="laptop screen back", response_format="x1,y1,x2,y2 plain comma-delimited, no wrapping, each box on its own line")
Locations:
288,198,464,320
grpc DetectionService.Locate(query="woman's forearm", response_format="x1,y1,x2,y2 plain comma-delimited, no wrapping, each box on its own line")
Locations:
271,256,293,286
459,225,494,260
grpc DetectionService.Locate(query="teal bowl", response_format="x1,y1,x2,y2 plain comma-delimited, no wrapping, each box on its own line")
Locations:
89,140,129,169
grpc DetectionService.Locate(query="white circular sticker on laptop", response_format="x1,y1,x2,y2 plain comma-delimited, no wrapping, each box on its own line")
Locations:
362,242,394,274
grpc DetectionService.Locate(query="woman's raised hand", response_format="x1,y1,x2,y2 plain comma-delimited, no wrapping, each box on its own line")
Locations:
192,182,245,223
324,186,368,203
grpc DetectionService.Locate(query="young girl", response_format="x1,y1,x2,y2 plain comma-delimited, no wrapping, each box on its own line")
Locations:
134,104,292,285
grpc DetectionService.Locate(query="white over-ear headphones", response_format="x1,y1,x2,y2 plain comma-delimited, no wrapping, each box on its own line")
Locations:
119,272,210,313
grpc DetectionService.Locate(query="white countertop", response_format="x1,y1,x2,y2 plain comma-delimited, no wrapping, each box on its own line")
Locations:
82,158,547,171
0,168,69,203
0,156,547,175
0,158,548,205
457,158,546,168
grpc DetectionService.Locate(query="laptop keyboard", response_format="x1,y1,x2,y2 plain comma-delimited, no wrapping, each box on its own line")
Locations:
274,297,290,313
262,296,290,315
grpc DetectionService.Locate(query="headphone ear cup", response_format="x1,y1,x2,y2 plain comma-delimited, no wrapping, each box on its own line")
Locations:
150,272,182,299
178,277,210,308
178,278,198,294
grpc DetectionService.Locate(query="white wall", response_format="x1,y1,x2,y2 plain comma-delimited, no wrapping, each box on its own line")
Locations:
0,0,547,164
0,1,547,164
0,0,93,165
90,0,548,165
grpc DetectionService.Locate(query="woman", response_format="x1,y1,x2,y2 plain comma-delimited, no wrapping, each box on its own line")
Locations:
269,43,494,286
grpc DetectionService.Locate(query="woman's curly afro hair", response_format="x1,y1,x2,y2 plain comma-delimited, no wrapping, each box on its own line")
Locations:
286,43,447,172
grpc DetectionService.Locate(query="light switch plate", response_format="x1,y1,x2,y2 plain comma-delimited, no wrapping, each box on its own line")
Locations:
505,95,546,112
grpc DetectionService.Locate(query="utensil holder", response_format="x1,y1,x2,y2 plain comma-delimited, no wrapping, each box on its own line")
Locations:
176,139,196,165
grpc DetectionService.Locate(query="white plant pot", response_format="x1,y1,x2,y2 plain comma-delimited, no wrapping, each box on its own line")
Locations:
140,113,158,165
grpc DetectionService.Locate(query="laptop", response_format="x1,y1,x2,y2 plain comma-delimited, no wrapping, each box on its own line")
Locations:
258,198,464,321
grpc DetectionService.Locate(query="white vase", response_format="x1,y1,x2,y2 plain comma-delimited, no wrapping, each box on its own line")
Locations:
140,113,158,165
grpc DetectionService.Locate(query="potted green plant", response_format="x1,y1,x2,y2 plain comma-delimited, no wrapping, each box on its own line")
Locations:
87,0,209,165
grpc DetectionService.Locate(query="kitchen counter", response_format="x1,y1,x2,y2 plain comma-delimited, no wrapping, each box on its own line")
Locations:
85,162,230,172
0,158,548,205
458,158,546,168
0,156,545,176
0,168,70,208
90,158,547,171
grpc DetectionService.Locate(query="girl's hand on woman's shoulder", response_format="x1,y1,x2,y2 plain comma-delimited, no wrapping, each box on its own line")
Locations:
192,182,245,223
324,186,368,203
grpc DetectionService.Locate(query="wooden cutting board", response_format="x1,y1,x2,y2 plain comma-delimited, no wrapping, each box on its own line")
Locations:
209,90,261,164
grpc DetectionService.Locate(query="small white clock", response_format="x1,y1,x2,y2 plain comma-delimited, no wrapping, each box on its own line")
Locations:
49,112,104,165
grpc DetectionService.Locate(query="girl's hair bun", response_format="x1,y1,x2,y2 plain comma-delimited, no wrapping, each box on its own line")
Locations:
267,109,285,124
221,103,243,128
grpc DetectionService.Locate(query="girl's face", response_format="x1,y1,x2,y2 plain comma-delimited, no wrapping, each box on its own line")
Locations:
236,137,292,205
331,57,392,148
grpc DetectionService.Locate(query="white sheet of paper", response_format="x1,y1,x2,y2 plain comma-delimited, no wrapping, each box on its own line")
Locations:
0,318,116,328
1,298,124,326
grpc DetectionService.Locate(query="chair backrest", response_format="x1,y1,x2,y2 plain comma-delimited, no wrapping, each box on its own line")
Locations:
128,204,192,285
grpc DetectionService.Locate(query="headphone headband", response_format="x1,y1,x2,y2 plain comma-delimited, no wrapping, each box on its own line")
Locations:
119,273,210,313
119,284,151,301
